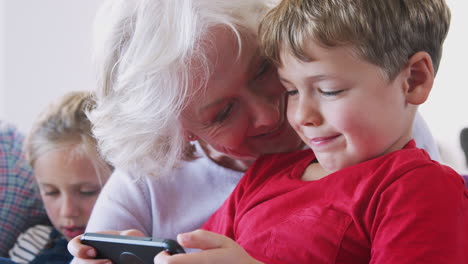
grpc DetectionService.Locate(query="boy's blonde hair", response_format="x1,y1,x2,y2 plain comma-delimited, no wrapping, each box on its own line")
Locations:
25,91,111,183
260,0,451,79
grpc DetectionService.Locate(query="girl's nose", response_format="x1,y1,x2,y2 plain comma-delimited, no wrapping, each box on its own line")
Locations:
60,195,79,217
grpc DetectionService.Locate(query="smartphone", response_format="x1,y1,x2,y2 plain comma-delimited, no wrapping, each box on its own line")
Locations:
81,232,185,264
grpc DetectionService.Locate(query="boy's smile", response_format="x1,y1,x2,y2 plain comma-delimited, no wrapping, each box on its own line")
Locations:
278,43,417,173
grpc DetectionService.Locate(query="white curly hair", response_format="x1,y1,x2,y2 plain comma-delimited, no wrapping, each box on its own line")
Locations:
88,0,279,178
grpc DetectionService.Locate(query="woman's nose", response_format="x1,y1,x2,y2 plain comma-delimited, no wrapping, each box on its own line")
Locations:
248,93,283,130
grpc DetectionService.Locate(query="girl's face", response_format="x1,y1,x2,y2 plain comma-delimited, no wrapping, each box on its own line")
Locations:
34,148,108,241
180,29,303,161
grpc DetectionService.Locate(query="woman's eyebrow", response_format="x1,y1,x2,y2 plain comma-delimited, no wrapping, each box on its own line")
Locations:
200,98,225,111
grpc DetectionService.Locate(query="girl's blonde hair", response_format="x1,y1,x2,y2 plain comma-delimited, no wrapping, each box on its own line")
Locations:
25,91,111,184
89,0,278,178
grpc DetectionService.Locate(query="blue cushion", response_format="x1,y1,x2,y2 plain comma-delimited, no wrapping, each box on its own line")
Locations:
462,175,468,189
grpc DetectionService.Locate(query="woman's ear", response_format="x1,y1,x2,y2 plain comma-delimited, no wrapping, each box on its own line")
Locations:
184,132,199,142
402,51,434,105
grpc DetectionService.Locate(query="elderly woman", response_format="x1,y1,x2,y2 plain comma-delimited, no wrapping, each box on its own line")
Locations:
68,0,441,262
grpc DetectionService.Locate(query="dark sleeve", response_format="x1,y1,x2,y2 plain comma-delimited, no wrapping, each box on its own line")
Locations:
30,234,73,264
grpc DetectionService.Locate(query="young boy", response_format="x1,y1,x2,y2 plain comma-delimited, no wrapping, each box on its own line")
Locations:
155,0,467,263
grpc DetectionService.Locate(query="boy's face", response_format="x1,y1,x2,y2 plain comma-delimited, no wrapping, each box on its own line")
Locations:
278,44,415,173
34,148,108,241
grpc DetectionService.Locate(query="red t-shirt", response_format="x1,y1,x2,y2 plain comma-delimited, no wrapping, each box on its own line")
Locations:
203,140,468,264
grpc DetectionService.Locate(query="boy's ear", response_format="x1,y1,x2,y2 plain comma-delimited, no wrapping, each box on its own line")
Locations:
402,51,434,105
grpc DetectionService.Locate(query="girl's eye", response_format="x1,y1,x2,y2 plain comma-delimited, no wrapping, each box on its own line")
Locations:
44,191,59,196
214,102,234,123
319,89,343,97
80,190,99,196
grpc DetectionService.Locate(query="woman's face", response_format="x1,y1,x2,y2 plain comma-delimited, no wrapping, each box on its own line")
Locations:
180,29,302,160
34,148,107,241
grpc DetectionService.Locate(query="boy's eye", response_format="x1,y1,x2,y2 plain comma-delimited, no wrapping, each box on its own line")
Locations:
319,89,343,97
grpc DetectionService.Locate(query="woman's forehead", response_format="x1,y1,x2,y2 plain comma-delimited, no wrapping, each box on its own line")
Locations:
181,28,261,117
183,29,256,97
202,27,255,68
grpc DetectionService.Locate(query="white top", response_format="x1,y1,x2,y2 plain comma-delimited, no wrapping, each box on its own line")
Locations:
86,112,440,240
86,142,243,239
413,112,441,161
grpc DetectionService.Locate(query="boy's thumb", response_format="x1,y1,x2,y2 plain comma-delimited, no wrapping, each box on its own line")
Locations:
177,229,229,250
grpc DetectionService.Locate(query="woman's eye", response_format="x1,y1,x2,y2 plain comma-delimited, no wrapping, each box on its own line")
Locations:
319,89,343,97
254,60,271,80
286,90,298,96
214,103,234,123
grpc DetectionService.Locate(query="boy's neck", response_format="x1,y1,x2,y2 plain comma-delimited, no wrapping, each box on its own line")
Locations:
301,160,330,181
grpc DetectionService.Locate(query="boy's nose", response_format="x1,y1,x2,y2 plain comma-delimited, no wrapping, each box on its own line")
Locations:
295,99,323,127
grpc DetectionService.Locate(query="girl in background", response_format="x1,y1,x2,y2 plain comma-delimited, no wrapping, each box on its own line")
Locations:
8,91,112,264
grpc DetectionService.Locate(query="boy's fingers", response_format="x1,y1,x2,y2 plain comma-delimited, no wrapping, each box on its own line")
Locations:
155,231,252,264
177,229,231,250
153,251,173,263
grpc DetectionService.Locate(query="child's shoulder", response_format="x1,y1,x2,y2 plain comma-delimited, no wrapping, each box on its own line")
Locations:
380,146,465,192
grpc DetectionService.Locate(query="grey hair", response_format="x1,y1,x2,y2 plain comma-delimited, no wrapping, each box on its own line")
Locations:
89,0,277,178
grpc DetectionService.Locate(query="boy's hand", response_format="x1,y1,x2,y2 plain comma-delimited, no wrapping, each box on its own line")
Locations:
153,229,262,264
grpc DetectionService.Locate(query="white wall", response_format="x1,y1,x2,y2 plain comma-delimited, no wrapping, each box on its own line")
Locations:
419,0,468,174
0,0,103,132
0,0,6,118
0,0,467,173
